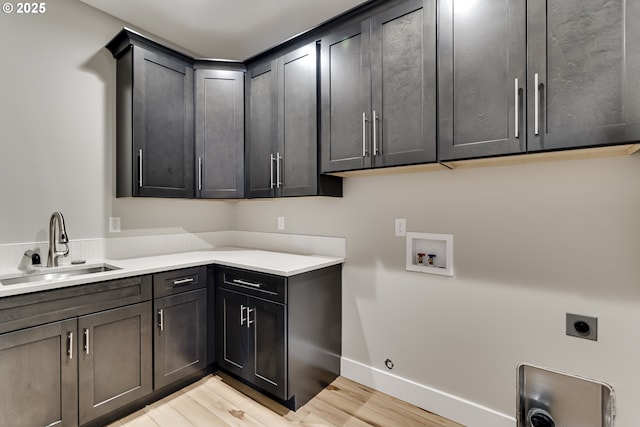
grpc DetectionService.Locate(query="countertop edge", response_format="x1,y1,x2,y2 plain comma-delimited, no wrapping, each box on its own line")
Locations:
0,248,344,298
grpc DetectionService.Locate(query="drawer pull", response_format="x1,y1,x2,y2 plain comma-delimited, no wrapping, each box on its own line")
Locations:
173,277,194,286
232,279,261,288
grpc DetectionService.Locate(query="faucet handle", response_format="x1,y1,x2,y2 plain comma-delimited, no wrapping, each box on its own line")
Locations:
24,250,41,265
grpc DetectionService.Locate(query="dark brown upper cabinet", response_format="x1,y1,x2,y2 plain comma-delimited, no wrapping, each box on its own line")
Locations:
245,43,342,198
439,0,640,161
438,0,526,161
527,0,640,152
194,64,245,199
320,0,437,173
107,31,195,198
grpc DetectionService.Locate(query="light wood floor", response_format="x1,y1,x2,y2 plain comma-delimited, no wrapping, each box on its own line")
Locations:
108,373,464,427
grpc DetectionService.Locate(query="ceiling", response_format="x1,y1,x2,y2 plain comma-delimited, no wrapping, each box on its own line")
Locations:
79,0,368,60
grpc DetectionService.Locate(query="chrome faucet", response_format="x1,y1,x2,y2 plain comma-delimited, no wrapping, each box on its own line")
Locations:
47,211,69,267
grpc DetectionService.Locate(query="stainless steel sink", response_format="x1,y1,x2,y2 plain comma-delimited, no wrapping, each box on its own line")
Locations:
0,263,121,286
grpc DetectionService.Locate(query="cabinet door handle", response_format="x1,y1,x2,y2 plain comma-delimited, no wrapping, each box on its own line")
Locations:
83,328,89,355
240,304,247,326
232,278,261,288
269,154,275,189
514,78,519,139
138,149,143,188
534,72,540,136
372,110,378,155
362,112,369,157
276,152,282,188
158,309,164,331
247,307,255,328
67,331,73,360
173,277,194,286
198,157,203,191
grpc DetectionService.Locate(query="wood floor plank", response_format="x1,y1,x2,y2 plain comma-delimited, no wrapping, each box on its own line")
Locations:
165,391,228,426
144,396,194,427
287,398,373,427
329,377,463,427
112,373,463,427
117,411,160,427
185,382,268,427
202,375,294,427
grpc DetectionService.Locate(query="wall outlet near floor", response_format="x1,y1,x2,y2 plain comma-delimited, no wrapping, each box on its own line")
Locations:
395,218,406,237
108,216,121,233
277,216,285,231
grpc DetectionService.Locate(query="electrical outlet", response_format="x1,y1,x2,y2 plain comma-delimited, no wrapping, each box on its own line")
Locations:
566,313,598,341
277,216,285,231
395,218,406,236
109,217,121,233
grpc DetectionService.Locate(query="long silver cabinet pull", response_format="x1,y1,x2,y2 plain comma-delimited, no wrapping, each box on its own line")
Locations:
232,278,261,288
372,110,378,155
240,304,247,326
158,309,164,331
514,78,519,138
269,154,275,189
198,157,203,191
246,307,255,328
138,149,143,188
67,332,73,360
173,277,194,286
276,153,282,188
83,328,89,355
362,112,368,157
534,73,540,135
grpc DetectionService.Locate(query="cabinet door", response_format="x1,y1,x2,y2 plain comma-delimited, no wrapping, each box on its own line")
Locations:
438,0,526,160
320,21,372,172
278,44,319,197
216,288,248,377
248,297,287,400
246,61,278,198
78,302,152,425
132,46,194,198
195,69,245,198
154,289,207,389
527,0,640,151
0,319,77,427
371,0,437,167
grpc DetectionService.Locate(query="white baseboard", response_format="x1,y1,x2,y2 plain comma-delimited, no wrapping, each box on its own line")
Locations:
340,357,516,427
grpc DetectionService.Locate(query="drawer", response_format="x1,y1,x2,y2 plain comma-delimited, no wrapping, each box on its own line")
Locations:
216,266,286,304
0,275,152,334
153,266,207,298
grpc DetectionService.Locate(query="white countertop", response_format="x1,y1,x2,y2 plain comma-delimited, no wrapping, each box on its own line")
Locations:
0,247,343,298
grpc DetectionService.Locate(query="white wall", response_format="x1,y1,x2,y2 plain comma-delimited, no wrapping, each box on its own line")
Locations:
234,154,640,425
0,0,232,246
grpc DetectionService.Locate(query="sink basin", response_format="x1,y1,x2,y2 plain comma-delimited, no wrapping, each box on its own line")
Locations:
0,263,121,286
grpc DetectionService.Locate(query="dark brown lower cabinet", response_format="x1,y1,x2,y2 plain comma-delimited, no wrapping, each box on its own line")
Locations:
0,300,152,427
217,288,287,399
0,275,153,427
0,318,78,427
216,264,341,410
78,302,152,425
154,288,207,389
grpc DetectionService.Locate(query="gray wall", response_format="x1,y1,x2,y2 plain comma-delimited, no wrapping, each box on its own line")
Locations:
0,0,232,245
